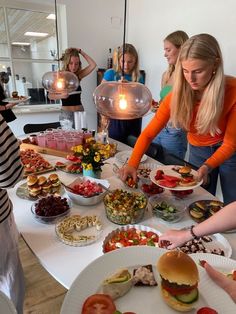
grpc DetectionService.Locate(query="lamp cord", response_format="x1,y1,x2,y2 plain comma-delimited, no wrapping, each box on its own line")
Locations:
55,0,60,71
122,0,127,78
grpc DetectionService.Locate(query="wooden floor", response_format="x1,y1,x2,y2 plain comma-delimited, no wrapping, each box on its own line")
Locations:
19,236,67,314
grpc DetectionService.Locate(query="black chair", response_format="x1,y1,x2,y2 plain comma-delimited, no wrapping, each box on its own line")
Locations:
23,122,61,134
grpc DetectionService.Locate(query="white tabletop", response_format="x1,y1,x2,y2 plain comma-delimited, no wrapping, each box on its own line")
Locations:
9,141,236,289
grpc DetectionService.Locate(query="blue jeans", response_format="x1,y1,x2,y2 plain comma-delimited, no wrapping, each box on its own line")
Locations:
189,143,236,205
153,127,187,159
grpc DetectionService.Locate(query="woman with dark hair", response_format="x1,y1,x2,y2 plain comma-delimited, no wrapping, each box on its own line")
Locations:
0,72,17,123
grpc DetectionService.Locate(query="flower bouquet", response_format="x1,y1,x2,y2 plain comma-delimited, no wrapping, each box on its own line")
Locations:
71,138,115,173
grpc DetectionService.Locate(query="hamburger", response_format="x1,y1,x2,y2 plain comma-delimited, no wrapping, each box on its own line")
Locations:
48,173,60,187
157,250,199,312
178,165,193,178
179,177,197,187
27,175,38,186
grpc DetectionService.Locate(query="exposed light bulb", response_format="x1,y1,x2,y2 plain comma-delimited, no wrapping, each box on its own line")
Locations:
119,94,128,110
55,78,65,90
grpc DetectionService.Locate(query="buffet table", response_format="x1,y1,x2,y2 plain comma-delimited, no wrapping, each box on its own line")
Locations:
8,141,236,289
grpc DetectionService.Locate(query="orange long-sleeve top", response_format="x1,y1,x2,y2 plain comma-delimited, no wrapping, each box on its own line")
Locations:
129,77,236,169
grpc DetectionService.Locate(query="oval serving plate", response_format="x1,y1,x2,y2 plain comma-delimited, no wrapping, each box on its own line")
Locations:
16,182,65,201
188,199,224,222
102,224,162,253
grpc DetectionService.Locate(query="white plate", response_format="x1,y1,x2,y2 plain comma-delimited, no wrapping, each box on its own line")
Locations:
2,96,31,104
150,165,203,191
0,291,17,314
179,233,232,258
115,150,147,164
60,246,236,314
102,224,162,253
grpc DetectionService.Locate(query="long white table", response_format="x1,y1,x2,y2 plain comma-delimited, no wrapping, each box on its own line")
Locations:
9,141,236,289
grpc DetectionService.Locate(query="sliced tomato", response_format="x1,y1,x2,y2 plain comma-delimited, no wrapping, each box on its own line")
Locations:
158,179,178,188
82,294,116,314
155,169,164,180
197,307,218,314
162,174,180,182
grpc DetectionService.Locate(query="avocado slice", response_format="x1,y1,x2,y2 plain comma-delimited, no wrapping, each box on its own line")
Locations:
104,269,131,284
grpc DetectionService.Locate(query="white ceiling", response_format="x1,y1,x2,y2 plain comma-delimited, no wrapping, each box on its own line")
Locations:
0,6,55,45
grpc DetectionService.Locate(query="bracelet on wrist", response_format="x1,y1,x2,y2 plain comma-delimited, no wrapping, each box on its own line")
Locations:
190,225,199,240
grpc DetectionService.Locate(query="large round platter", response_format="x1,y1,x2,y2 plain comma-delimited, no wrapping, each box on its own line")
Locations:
60,246,236,314
115,150,147,164
102,224,162,253
55,214,103,247
16,182,65,201
149,165,203,191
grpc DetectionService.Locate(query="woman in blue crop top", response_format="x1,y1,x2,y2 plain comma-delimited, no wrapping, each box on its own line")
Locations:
51,48,96,128
102,44,145,144
153,31,189,159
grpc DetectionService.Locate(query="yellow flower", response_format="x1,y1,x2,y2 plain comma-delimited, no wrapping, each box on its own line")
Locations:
82,163,93,170
94,153,101,162
72,145,83,153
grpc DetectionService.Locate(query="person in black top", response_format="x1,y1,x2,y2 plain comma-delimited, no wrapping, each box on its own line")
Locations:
49,48,96,128
0,72,17,123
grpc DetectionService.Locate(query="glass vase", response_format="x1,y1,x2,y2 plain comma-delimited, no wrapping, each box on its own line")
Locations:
82,168,101,179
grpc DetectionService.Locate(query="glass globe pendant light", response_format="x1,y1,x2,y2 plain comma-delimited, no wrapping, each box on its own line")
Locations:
93,0,152,120
42,0,78,95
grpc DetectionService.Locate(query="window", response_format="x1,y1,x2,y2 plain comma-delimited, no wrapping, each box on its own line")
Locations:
0,5,65,105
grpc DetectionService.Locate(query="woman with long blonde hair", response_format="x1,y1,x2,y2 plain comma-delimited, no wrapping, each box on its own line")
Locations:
50,47,96,128
153,30,189,159
120,34,236,205
102,43,144,144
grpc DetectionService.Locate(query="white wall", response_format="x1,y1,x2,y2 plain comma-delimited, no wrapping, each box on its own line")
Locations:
128,0,236,105
3,0,236,131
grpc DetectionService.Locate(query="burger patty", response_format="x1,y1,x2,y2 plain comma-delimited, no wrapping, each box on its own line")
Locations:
161,277,197,295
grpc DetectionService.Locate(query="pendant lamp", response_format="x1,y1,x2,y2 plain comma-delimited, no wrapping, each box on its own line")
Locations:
42,0,78,94
93,0,152,120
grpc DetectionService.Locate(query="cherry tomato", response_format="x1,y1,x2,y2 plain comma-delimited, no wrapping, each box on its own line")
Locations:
197,307,218,314
82,294,116,314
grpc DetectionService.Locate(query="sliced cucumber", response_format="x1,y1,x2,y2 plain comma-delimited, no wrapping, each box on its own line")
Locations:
175,288,198,304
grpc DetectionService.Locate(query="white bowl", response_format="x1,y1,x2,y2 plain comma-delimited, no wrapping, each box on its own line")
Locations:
65,176,110,206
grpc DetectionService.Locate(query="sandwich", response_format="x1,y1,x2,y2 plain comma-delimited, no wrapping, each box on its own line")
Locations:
178,165,193,178
157,250,199,312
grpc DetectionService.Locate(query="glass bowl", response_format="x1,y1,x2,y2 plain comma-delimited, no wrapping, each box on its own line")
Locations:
103,189,148,225
65,177,110,206
31,195,71,224
149,195,186,223
137,163,158,184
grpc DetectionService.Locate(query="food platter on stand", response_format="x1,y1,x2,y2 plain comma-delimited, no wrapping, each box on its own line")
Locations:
149,165,203,191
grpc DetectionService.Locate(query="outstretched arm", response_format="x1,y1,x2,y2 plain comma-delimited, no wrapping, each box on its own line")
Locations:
159,201,236,249
78,49,97,79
